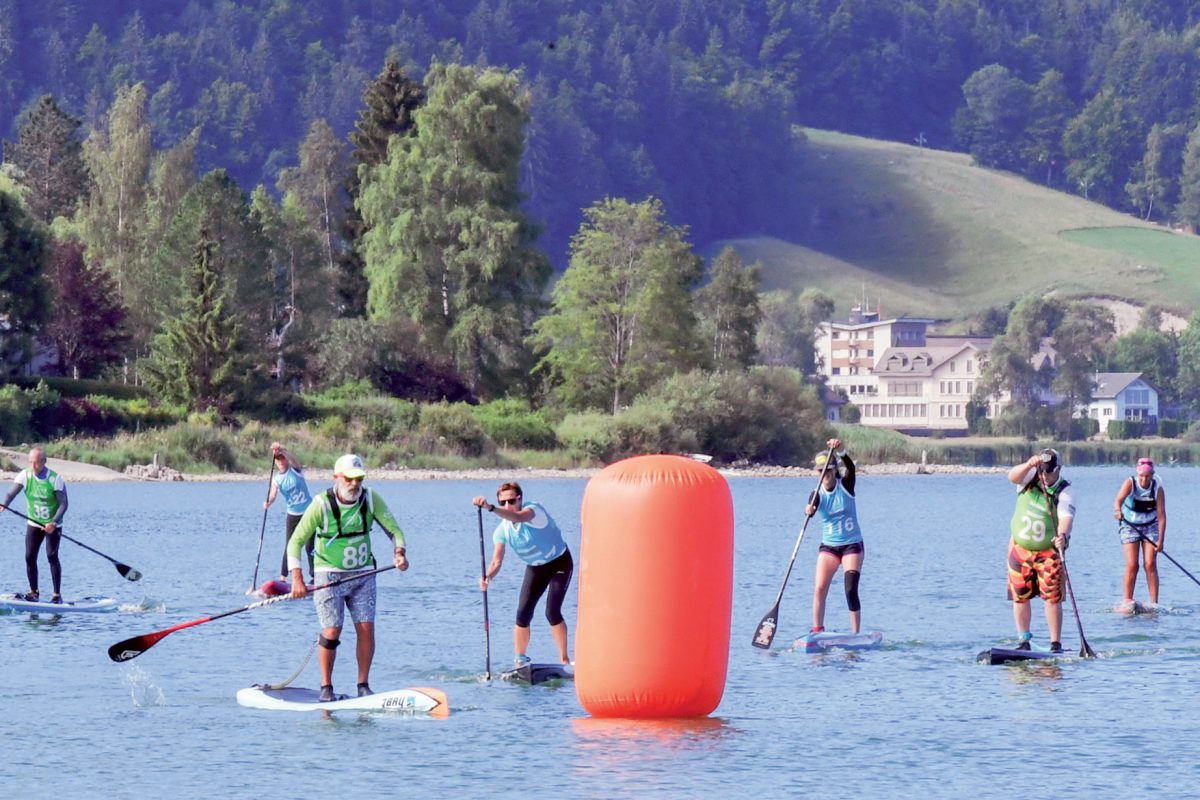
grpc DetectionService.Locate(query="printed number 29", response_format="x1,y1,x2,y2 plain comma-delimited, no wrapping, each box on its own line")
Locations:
342,543,370,568
1018,514,1048,545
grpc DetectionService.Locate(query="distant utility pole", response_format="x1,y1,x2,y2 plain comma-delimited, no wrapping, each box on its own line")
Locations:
914,132,927,149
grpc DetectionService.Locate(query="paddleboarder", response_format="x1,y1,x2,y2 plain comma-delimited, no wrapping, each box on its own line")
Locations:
287,454,409,702
805,438,866,635
473,482,573,667
1113,457,1166,607
0,447,69,604
263,443,314,581
1006,449,1076,653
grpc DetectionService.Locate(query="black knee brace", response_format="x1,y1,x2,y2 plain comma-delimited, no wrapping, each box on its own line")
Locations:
318,634,341,650
844,570,861,612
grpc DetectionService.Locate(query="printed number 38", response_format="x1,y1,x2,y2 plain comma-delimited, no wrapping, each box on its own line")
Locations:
1017,514,1048,545
342,543,370,568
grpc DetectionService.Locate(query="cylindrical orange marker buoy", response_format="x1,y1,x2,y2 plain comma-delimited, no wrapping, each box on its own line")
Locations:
575,454,733,718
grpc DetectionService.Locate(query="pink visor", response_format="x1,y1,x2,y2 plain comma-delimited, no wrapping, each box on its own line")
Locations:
1136,458,1154,475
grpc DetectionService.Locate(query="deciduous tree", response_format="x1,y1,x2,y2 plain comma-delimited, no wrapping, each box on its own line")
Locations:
43,238,129,379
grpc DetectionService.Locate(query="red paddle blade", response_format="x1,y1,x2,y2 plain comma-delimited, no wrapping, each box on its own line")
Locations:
108,630,167,662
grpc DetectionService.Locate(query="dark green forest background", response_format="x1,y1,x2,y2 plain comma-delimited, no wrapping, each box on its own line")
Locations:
8,0,1200,260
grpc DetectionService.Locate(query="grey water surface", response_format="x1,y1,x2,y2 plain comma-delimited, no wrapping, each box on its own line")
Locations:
2,467,1197,797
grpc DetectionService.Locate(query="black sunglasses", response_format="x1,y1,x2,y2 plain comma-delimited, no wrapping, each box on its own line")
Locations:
497,497,520,506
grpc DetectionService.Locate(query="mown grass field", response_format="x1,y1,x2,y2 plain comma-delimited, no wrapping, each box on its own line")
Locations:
714,129,1200,320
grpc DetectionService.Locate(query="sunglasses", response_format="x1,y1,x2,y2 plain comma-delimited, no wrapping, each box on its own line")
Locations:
497,497,520,506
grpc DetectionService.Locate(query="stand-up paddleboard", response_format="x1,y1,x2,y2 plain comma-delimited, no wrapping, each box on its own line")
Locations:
977,644,1060,665
252,580,290,598
236,685,449,716
1115,599,1158,616
0,593,117,613
499,663,574,684
796,630,883,654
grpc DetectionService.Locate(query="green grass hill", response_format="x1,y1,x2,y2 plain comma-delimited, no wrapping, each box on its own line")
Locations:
716,129,1200,322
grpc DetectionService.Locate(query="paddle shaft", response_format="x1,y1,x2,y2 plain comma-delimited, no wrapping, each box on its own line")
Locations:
250,456,278,589
1044,475,1095,658
478,507,492,680
1135,530,1200,588
2,505,142,581
752,445,837,649
109,564,396,662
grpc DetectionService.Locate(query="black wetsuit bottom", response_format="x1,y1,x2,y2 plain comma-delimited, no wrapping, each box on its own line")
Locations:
280,512,315,579
516,549,573,627
25,524,62,595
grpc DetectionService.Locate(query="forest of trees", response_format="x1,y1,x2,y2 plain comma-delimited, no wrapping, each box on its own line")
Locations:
7,0,1200,458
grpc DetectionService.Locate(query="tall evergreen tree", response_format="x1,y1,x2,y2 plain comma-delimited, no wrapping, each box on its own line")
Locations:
359,62,549,396
0,189,49,373
6,94,89,223
142,233,245,411
1175,122,1200,230
43,238,130,378
696,246,761,370
532,196,704,413
339,59,424,318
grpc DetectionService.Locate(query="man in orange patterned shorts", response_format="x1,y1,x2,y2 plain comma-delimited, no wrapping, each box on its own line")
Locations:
1005,449,1076,653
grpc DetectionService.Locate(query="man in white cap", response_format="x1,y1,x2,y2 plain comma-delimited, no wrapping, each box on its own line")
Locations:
288,454,409,701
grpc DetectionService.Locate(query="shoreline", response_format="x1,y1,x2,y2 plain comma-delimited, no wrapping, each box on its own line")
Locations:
0,460,1007,484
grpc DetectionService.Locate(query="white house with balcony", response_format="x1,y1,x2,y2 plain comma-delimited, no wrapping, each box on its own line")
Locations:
1083,373,1159,433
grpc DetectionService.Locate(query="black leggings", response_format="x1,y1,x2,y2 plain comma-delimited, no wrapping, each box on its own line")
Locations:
25,524,62,595
281,513,314,579
515,549,573,627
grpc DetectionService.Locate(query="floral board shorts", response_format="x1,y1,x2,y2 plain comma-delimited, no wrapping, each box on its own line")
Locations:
1006,543,1063,604
313,570,377,628
1118,521,1159,546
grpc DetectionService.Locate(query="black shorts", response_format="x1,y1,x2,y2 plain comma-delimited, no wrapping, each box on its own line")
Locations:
818,541,864,558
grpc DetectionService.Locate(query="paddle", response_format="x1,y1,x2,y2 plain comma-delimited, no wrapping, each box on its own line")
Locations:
1044,474,1095,659
477,506,492,681
248,453,278,592
2,505,142,582
1136,530,1200,589
752,445,837,649
108,564,396,662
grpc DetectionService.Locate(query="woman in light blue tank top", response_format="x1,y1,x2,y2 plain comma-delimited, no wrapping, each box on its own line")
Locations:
804,438,865,634
264,444,314,580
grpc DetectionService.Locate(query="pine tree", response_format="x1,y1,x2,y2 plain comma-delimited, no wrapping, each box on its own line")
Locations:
43,239,130,379
6,95,89,223
0,189,49,373
339,59,424,317
142,233,244,411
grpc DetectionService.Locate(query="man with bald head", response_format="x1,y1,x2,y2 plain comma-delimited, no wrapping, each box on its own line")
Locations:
1,448,69,602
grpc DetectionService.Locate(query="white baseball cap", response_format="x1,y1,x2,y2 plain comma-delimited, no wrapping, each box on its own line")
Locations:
333,453,366,479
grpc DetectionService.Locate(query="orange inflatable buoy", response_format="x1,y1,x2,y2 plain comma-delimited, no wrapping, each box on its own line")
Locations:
575,454,734,718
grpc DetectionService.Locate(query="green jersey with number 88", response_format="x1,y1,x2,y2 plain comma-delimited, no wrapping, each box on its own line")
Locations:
287,488,405,572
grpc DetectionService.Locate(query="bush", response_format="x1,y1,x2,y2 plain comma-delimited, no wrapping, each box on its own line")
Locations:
1157,418,1186,438
161,424,238,471
1106,420,1144,440
841,403,861,424
0,384,33,443
472,399,558,449
417,402,496,457
555,411,616,460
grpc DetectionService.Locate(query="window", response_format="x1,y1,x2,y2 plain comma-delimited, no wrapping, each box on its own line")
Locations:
1104,407,1113,416
966,381,973,395
949,360,956,373
967,360,973,373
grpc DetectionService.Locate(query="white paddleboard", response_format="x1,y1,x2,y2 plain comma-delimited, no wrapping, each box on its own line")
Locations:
236,685,449,716
796,630,883,654
0,593,118,613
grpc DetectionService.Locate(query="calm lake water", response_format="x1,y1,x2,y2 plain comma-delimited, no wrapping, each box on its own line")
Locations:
3,466,1199,797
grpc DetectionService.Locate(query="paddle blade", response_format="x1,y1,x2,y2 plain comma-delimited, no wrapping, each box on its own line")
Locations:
752,607,780,649
117,563,142,582
108,630,167,662
1081,641,1097,659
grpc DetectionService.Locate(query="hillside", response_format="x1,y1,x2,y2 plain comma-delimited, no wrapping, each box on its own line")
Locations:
718,129,1200,322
